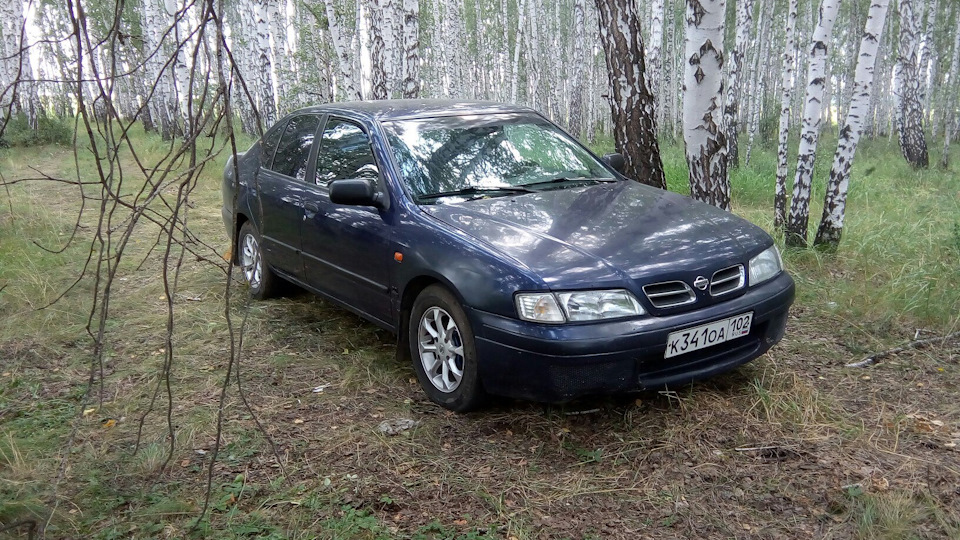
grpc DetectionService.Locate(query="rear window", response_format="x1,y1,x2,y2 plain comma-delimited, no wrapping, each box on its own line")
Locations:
270,115,321,181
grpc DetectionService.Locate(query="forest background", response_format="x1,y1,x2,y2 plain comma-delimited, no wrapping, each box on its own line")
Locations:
0,0,959,538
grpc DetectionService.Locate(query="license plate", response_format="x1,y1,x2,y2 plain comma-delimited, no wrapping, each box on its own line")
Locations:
664,312,753,359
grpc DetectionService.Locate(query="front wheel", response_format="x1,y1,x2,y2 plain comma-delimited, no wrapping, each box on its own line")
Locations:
237,221,278,299
409,285,485,412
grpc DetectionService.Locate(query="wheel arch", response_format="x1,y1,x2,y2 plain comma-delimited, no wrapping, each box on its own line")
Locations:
231,212,251,265
396,275,450,364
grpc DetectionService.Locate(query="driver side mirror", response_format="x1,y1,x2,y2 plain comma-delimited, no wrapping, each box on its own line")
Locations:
329,178,386,209
602,152,626,173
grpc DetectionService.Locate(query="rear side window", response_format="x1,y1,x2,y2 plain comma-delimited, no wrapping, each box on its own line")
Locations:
314,119,379,186
271,115,321,181
260,121,286,168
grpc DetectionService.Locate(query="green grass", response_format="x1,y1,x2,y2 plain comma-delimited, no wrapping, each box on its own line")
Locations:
1,124,959,538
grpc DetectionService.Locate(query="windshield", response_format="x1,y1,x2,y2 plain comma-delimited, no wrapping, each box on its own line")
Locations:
382,113,616,203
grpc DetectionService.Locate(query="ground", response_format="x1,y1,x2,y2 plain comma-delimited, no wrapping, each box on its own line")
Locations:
1,134,959,539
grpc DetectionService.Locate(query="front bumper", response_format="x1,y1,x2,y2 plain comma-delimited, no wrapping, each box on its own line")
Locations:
469,272,795,402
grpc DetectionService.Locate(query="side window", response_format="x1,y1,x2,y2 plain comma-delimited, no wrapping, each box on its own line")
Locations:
314,119,379,186
260,120,287,169
270,115,321,181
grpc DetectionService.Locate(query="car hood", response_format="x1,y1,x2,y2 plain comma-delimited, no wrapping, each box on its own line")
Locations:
420,180,771,289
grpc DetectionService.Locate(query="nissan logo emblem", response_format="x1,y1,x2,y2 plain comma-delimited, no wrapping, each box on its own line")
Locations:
693,276,709,291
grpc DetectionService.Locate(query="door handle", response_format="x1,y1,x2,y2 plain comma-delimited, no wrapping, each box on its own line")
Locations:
304,202,320,214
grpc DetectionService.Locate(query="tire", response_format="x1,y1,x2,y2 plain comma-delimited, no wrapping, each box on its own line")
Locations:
237,221,278,299
409,285,485,412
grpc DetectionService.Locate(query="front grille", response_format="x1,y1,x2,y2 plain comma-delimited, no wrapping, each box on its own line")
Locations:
710,264,745,297
643,280,696,308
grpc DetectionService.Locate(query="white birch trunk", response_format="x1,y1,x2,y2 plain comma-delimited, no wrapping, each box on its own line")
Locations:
919,0,936,124
267,0,290,110
324,0,362,100
774,0,798,230
510,0,527,103
683,0,729,210
744,0,771,166
368,0,388,100
0,0,38,131
254,0,277,127
648,0,665,122
939,10,960,169
401,0,420,98
442,0,464,98
568,0,587,138
784,0,840,247
166,0,190,138
894,0,929,168
497,0,508,101
141,0,177,139
525,0,540,108
814,0,891,247
723,0,754,168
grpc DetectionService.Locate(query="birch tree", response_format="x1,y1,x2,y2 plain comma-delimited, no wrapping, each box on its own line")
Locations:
814,0,891,248
682,0,728,209
401,0,420,98
785,0,840,247
568,0,587,138
368,0,389,99
323,0,362,100
0,0,37,132
774,0,798,230
940,10,960,169
510,0,527,103
723,0,754,168
594,0,666,189
647,0,665,124
895,0,929,168
254,0,278,126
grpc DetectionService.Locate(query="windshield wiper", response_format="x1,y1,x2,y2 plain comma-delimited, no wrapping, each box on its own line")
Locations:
518,176,617,189
417,185,535,201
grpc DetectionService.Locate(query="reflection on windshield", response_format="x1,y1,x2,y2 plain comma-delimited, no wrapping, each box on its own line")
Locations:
383,114,615,202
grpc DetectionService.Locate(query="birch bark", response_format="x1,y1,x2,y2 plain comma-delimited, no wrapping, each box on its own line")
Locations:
594,0,666,189
784,0,840,247
510,0,526,103
723,0,754,168
568,0,587,138
0,0,38,131
648,0,665,124
324,0,362,100
744,1,770,166
368,0,388,99
525,0,540,107
401,0,420,98
939,11,960,169
814,0,891,248
683,0,729,209
774,0,798,230
895,0,929,168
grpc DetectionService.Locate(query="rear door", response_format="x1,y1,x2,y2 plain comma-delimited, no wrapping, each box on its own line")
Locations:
256,114,322,276
299,117,394,326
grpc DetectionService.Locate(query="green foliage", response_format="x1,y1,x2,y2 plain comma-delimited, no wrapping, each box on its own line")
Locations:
1,113,74,147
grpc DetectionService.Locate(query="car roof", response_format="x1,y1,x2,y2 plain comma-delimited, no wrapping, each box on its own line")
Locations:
294,99,538,121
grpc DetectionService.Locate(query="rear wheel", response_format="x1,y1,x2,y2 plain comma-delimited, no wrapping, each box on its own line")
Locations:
409,285,485,412
238,221,277,299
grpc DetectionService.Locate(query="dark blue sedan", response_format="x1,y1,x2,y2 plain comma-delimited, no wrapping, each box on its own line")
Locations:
222,100,795,411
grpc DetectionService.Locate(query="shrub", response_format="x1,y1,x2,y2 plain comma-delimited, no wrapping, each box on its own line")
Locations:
0,113,74,147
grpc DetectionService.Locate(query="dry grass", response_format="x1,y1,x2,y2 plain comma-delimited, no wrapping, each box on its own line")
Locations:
1,135,960,538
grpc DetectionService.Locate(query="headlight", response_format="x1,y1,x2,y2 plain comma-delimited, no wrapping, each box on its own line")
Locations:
749,246,783,286
516,290,645,323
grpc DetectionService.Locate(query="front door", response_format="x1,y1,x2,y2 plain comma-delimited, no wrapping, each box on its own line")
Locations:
300,117,394,327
